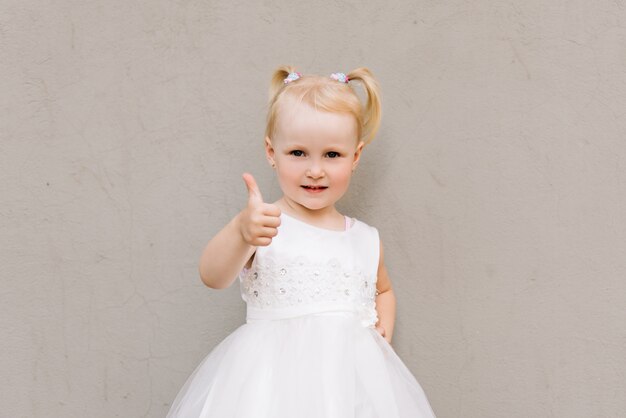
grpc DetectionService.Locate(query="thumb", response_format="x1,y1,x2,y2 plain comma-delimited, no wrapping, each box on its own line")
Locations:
242,172,264,205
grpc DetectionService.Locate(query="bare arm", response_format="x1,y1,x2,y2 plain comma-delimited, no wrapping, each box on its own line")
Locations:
198,173,281,290
198,212,257,289
375,239,397,344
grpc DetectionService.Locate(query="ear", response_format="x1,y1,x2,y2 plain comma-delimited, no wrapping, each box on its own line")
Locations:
352,140,365,170
265,136,275,166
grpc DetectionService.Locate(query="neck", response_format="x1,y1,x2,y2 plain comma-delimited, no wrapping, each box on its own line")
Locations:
277,197,340,221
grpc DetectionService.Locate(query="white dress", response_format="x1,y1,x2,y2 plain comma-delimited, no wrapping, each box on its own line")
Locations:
167,212,437,418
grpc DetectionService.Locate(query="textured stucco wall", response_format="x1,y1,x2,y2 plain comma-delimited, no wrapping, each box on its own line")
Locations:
2,1,625,417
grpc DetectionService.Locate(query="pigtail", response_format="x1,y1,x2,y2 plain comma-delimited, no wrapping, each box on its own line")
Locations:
268,65,298,103
346,67,382,145
265,65,299,141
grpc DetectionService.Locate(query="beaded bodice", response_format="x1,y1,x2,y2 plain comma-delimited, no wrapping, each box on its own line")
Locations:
238,212,380,328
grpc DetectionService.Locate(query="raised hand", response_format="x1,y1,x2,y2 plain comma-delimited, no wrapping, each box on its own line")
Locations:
239,173,282,247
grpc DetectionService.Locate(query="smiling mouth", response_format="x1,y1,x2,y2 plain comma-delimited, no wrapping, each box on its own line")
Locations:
302,185,328,190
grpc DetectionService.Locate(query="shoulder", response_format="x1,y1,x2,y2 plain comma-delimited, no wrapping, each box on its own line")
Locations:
352,218,387,278
355,220,391,286
351,217,381,256
352,217,380,237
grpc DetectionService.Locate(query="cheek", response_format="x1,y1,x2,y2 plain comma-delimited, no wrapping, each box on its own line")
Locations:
276,162,301,181
331,164,353,184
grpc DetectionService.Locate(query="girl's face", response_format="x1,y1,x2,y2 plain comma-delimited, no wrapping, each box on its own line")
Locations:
265,100,365,215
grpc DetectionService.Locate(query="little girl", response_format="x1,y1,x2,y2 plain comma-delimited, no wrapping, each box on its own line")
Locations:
167,66,437,417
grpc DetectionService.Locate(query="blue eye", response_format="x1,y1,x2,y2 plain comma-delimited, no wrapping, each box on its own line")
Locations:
289,150,340,158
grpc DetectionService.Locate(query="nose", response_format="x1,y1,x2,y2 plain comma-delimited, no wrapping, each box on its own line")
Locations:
306,160,325,179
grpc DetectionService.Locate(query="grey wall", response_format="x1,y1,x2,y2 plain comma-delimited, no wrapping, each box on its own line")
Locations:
2,1,625,417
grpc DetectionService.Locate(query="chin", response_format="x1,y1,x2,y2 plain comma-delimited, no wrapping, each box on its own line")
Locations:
298,201,327,210
290,198,329,211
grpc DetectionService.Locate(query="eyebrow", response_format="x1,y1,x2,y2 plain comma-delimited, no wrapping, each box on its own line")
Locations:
287,143,349,149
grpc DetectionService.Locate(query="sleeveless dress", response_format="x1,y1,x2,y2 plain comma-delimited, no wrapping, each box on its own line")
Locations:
167,212,437,418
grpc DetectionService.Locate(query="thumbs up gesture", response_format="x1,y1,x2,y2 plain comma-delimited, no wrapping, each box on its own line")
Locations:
239,173,282,246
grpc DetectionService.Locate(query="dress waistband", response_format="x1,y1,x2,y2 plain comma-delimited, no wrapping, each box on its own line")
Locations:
246,301,372,327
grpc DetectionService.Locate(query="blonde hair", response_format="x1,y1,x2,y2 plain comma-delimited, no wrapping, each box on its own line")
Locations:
265,66,382,146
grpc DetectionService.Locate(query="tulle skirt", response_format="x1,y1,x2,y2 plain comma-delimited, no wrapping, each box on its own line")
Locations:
167,311,437,418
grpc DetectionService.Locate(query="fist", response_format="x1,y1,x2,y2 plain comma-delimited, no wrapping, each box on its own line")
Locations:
375,325,386,338
375,324,391,344
239,172,282,246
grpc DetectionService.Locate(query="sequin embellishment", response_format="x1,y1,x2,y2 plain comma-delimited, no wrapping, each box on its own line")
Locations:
239,254,378,326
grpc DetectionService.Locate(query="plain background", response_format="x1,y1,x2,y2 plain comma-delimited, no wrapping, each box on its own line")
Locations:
2,1,625,417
